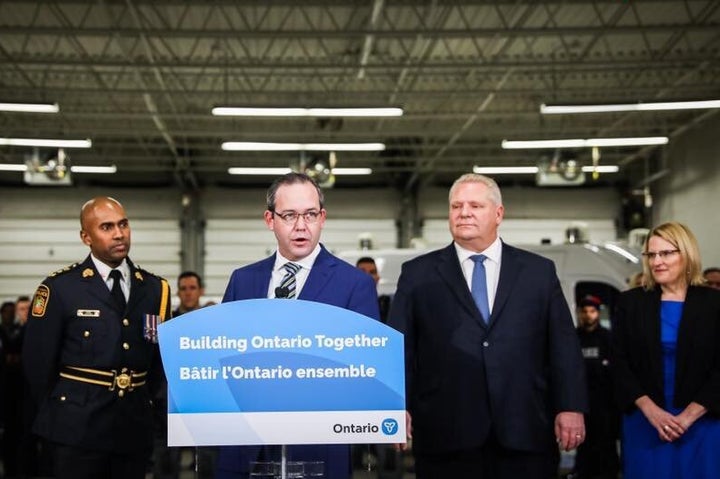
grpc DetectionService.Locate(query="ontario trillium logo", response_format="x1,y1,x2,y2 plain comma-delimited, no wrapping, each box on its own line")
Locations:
381,418,398,435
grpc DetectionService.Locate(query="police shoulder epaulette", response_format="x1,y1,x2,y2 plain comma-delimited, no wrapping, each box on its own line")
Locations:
48,262,80,278
133,265,165,283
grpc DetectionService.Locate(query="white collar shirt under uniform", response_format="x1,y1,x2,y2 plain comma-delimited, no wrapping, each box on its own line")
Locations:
454,237,502,313
91,254,131,303
266,244,322,299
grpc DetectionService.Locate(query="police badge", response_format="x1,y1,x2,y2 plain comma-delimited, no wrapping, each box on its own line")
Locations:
144,314,159,343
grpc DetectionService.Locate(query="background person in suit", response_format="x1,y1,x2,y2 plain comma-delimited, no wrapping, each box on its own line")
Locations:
22,196,172,479
611,222,720,479
216,172,380,479
388,173,588,479
154,271,209,479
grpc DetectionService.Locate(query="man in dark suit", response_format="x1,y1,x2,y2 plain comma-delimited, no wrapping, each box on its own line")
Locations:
216,172,380,479
23,196,172,479
388,173,588,479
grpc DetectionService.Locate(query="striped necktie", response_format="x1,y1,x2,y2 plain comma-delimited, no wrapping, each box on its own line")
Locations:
278,262,301,299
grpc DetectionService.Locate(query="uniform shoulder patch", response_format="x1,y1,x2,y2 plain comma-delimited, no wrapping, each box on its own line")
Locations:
134,265,165,282
31,284,50,317
48,262,79,278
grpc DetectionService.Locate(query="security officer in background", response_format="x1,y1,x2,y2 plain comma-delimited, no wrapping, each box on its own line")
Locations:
570,296,620,479
23,196,172,479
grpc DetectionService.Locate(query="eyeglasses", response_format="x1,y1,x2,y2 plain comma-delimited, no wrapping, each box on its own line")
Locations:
272,210,322,225
642,249,680,260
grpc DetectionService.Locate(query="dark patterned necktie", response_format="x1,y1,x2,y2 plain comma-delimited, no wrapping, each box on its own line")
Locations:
278,262,301,299
470,254,490,323
109,269,127,312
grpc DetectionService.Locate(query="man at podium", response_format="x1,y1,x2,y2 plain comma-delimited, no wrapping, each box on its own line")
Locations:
216,172,380,479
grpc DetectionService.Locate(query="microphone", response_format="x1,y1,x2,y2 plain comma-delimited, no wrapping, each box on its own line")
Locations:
275,287,290,298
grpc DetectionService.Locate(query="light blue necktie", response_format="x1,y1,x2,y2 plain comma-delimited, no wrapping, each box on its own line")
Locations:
470,254,490,323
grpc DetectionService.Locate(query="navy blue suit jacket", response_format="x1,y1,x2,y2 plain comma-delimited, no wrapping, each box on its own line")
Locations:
388,242,588,454
216,245,380,479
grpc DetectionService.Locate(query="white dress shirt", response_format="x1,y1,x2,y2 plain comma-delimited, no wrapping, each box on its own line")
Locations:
91,254,130,303
266,244,322,298
454,237,502,312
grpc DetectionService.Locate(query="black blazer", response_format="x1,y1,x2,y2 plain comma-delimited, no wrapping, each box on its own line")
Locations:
388,242,587,454
611,285,720,416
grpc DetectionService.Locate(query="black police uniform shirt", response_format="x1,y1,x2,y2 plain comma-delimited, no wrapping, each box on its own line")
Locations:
577,325,615,411
23,255,171,454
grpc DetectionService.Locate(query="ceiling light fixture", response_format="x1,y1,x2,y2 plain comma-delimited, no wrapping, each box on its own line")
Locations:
0,164,28,172
227,167,292,175
70,165,117,174
227,167,373,176
0,164,116,173
221,142,385,152
212,107,403,117
331,168,373,175
473,165,619,175
501,137,668,149
540,100,720,114
0,102,60,113
0,138,92,148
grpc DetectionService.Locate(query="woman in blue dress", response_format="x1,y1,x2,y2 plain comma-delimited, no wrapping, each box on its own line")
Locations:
611,221,720,479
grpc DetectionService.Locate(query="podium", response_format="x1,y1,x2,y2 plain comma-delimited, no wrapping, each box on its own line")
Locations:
158,299,406,476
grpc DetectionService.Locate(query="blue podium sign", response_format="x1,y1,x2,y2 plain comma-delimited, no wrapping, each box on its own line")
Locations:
158,299,405,446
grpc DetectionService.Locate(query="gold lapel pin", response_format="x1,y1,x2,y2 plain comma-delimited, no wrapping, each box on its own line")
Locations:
135,271,144,281
82,268,94,278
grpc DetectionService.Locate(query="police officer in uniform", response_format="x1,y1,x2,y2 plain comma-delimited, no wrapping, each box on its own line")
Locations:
23,196,172,479
571,296,620,479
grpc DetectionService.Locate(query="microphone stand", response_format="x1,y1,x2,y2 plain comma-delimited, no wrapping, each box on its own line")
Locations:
280,444,288,479
275,287,290,478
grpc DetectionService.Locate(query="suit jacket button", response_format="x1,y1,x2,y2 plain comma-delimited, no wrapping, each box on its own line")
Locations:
122,318,130,326
123,342,130,350
483,341,489,347
60,396,66,401
83,330,90,338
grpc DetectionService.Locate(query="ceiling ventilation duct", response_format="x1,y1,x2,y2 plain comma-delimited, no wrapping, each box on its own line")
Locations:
535,151,585,187
24,148,72,186
297,151,336,188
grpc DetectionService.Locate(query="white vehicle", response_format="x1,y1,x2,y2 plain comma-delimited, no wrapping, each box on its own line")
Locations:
337,240,643,325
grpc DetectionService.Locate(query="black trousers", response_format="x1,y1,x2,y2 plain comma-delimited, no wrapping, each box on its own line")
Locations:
414,436,559,479
53,443,148,479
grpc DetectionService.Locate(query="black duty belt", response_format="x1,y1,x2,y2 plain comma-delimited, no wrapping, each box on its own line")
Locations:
60,366,147,395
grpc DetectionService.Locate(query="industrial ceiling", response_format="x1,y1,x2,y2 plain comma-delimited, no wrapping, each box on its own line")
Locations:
1,0,719,191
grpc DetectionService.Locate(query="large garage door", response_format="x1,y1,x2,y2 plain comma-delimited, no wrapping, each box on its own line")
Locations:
0,218,180,302
204,218,396,300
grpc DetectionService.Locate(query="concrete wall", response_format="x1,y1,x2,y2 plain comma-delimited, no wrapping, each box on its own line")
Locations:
653,113,720,268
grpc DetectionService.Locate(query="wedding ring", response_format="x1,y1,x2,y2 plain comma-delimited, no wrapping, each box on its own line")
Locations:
575,434,582,438
663,425,669,430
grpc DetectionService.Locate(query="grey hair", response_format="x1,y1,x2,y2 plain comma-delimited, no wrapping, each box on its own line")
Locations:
449,173,503,205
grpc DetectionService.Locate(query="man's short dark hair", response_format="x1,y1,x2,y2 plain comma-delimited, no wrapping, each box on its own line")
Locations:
703,267,720,275
266,172,325,212
16,295,30,303
356,257,376,267
178,271,203,289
